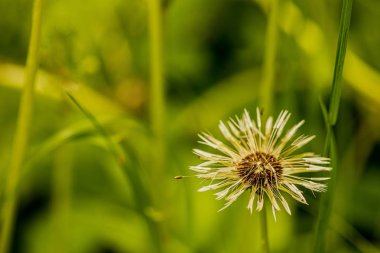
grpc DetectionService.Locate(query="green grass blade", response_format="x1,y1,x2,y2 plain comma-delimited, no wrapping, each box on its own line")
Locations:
318,97,329,130
328,0,354,126
0,0,43,252
314,1,354,252
66,92,128,184
51,144,72,253
314,131,338,253
67,92,163,252
319,97,332,156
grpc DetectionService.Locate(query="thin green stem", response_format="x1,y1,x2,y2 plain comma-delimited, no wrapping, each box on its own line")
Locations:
148,0,165,173
260,205,270,253
260,0,279,114
258,2,277,251
66,93,126,168
314,0,353,253
52,145,72,253
328,0,353,126
314,132,338,253
0,0,43,252
147,0,165,252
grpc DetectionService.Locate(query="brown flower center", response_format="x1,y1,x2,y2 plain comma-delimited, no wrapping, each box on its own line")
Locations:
236,152,283,187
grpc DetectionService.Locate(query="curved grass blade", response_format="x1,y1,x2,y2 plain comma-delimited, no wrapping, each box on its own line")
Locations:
314,1,354,252
0,0,43,251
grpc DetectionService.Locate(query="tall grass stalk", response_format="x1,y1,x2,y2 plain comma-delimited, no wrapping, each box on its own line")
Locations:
52,145,72,253
0,0,43,252
147,0,165,252
147,0,166,174
328,0,353,126
314,0,353,252
260,0,279,114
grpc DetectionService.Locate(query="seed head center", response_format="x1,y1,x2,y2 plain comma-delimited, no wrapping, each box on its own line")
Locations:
236,152,283,187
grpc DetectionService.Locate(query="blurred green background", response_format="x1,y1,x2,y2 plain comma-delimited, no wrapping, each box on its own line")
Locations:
0,0,380,252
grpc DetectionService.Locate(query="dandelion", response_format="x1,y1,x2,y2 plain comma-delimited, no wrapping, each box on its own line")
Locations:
191,108,331,219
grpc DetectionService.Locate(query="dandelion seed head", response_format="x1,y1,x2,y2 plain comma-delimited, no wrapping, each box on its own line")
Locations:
237,152,282,187
190,108,331,218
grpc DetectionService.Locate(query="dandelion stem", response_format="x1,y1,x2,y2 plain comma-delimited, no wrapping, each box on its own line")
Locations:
0,0,42,252
260,0,279,114
259,3,277,251
260,205,270,253
314,0,353,252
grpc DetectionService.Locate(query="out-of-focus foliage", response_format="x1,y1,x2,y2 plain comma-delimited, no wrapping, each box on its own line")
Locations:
0,0,379,252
